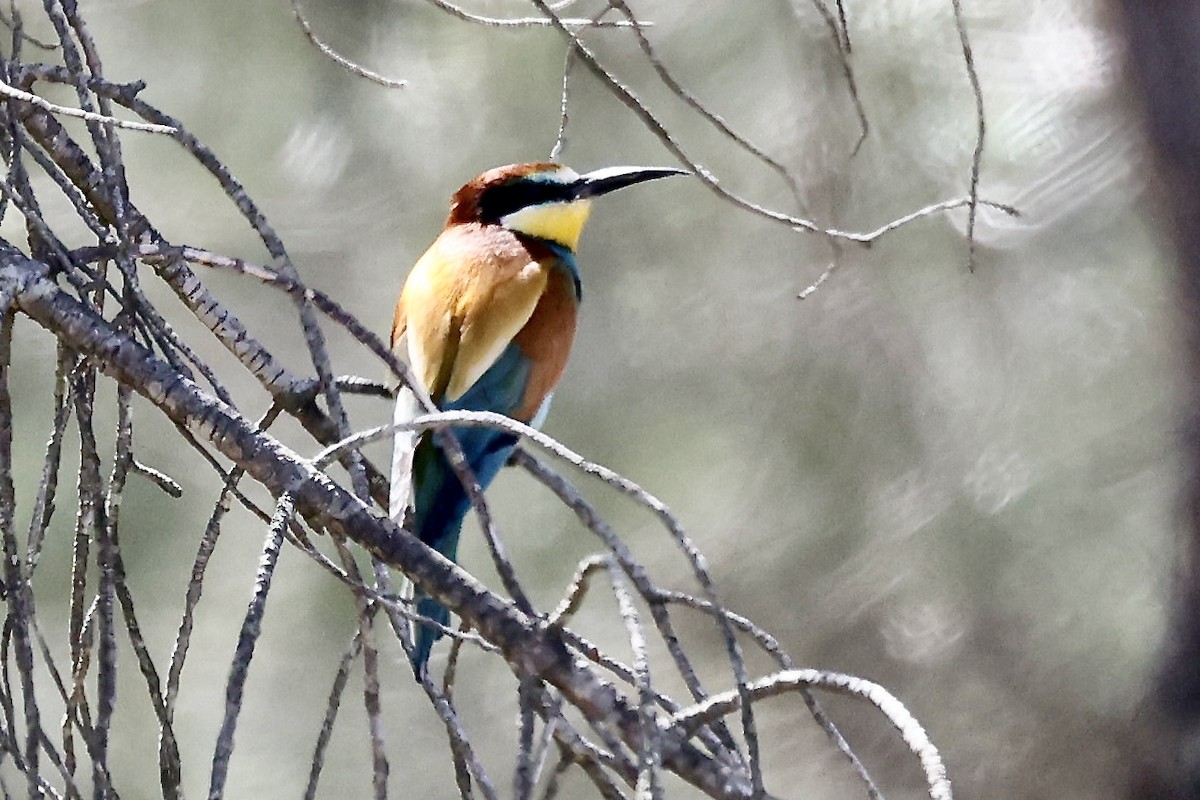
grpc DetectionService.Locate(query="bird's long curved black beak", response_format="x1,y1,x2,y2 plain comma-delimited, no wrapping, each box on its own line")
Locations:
571,166,690,200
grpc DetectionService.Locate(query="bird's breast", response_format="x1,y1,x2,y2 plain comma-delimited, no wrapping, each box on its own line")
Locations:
397,223,580,409
511,264,579,421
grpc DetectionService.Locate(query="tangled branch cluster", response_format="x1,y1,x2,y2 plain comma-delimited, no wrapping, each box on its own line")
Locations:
0,1,990,798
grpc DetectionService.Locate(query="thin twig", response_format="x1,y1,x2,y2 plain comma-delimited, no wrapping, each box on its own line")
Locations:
951,0,986,272
23,345,72,573
424,0,643,28
129,459,183,497
671,669,952,800
0,79,176,133
209,494,292,799
291,0,407,88
834,0,851,51
653,589,884,799
532,0,1012,248
315,414,749,767
306,628,365,800
548,554,611,625
515,680,538,800
606,562,660,799
0,289,47,797
0,4,56,50
799,0,867,151
607,0,805,204
550,44,574,161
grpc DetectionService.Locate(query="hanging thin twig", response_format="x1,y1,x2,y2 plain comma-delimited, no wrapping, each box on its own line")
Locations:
291,0,407,88
951,0,986,272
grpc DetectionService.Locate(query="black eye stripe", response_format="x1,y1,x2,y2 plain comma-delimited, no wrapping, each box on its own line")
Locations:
478,180,574,222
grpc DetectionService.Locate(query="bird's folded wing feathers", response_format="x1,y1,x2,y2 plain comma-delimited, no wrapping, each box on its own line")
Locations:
390,382,421,524
444,260,549,401
390,238,551,525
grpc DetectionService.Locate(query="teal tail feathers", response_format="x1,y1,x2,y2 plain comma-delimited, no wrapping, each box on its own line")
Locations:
412,593,450,680
404,425,519,678
395,340,534,677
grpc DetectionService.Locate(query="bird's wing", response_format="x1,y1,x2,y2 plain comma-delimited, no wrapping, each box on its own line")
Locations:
390,291,418,524
390,289,407,353
389,227,550,522
390,379,421,524
397,244,459,399
445,259,548,401
401,227,551,403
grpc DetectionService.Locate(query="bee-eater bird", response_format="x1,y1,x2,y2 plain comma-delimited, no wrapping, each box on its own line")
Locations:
390,162,686,677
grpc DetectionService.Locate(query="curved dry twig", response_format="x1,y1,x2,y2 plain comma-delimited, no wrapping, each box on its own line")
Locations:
797,0,867,152
604,0,807,209
605,561,660,798
0,79,174,133
314,413,895,797
671,669,952,800
423,0,643,29
291,0,407,88
951,0,986,272
529,0,1014,250
208,494,292,798
315,411,758,785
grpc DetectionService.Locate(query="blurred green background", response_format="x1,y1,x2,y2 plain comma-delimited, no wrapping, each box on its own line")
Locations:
1,0,1172,797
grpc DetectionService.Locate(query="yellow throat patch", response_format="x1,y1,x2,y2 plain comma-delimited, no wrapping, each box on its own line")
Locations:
501,200,592,251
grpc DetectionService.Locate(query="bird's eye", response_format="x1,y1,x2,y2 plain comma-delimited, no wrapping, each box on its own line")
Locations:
478,179,571,222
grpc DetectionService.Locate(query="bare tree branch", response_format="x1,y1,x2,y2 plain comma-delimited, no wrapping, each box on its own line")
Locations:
1,245,766,800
